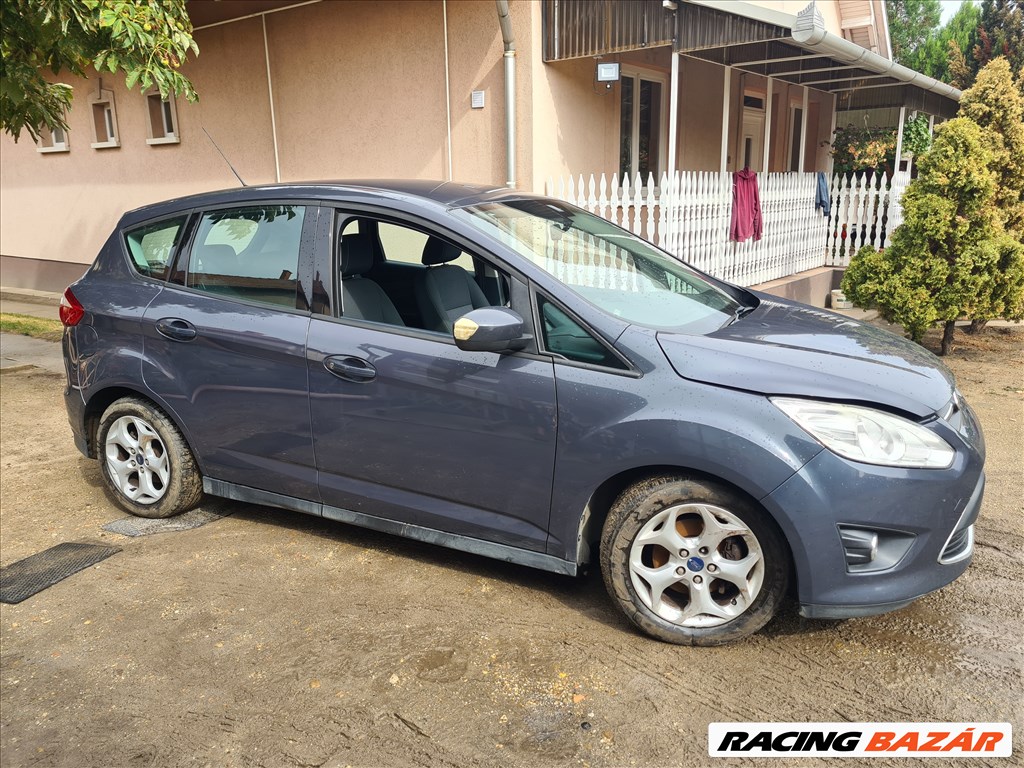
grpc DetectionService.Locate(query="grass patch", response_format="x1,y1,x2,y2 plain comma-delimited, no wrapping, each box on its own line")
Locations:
0,313,63,342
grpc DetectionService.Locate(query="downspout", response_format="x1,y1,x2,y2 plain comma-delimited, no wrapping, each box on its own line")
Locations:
495,0,516,187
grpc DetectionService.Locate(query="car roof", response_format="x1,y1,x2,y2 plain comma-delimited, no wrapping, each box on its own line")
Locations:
121,180,532,225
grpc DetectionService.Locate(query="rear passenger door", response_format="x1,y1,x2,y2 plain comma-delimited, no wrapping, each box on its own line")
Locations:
141,203,319,500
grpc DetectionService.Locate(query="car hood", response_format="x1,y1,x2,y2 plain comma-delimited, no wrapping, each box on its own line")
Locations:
656,296,955,418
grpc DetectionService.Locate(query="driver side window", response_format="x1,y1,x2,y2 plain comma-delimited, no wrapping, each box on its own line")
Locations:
335,215,511,335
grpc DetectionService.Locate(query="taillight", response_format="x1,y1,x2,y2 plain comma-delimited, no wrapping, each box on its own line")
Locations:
59,287,85,327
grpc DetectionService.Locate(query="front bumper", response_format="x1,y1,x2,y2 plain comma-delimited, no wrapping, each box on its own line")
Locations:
763,413,985,619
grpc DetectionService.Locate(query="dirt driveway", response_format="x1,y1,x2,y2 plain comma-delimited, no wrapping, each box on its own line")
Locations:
1,326,1022,768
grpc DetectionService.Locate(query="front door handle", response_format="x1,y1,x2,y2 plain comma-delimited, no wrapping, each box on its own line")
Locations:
324,356,377,382
155,318,197,342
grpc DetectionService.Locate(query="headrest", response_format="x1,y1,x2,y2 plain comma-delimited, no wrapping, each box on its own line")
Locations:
422,237,463,266
196,244,238,275
340,231,375,276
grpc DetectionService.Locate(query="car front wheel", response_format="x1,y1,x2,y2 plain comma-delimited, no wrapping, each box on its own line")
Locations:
97,397,203,519
600,476,789,645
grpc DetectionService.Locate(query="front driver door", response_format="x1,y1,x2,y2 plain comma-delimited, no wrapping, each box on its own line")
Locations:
306,212,557,553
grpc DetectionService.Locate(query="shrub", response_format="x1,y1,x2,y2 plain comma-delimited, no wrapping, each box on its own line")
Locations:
842,118,999,354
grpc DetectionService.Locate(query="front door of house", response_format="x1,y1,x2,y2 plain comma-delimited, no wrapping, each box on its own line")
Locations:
742,108,765,171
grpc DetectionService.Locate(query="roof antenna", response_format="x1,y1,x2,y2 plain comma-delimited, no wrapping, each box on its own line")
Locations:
202,127,247,187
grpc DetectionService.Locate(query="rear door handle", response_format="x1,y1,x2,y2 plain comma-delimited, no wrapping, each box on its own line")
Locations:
155,318,197,342
324,356,376,382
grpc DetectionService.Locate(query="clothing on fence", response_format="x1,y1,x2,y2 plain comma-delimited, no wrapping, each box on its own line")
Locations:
815,171,831,217
730,168,763,242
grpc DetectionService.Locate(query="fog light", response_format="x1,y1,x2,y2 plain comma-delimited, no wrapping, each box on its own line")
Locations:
840,527,878,566
837,525,915,573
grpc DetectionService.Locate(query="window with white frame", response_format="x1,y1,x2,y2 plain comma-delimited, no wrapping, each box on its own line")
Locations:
37,123,69,154
145,90,179,144
619,69,666,182
788,104,804,172
90,87,120,148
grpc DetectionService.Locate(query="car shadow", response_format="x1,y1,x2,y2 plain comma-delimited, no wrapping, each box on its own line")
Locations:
219,500,633,635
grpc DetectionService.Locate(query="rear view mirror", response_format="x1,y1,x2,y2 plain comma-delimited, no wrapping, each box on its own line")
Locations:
453,307,531,353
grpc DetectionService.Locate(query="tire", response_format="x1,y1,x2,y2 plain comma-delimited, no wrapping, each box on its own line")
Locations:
600,475,789,646
97,397,203,519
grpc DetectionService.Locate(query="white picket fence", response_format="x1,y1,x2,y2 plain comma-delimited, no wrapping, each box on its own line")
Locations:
546,171,829,286
824,171,912,265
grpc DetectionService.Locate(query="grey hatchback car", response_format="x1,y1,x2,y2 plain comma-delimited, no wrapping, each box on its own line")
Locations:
60,181,984,645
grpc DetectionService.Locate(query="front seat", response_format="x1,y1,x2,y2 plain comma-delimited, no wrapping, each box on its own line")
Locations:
414,238,489,333
339,230,404,326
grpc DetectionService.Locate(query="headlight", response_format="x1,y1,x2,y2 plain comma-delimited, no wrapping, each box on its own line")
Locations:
772,398,955,469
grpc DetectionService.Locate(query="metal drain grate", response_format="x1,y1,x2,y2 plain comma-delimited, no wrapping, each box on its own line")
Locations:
101,507,230,537
0,542,121,604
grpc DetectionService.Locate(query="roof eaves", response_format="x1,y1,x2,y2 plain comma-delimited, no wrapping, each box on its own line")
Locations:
685,0,960,102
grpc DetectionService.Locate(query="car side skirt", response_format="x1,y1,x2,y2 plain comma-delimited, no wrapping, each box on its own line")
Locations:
203,478,579,577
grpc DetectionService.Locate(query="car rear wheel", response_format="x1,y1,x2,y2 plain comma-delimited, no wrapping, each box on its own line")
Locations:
600,476,789,645
97,397,203,518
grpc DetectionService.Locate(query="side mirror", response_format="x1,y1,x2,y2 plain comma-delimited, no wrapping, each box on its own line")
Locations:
453,307,532,353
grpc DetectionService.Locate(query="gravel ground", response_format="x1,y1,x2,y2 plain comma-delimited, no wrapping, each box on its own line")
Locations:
1,325,1021,768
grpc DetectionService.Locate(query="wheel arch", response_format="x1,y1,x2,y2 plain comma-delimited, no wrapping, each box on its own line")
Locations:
576,465,793,575
82,386,199,470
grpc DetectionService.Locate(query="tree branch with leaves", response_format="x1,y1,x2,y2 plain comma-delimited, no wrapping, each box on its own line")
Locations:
0,0,198,142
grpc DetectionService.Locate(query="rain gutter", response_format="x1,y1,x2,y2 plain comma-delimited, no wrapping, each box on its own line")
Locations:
790,3,961,100
686,0,961,102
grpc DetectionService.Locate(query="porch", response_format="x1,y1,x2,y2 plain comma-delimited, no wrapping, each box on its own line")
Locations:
537,0,960,302
546,168,911,304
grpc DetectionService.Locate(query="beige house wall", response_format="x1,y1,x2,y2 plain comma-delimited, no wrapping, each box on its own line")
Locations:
0,0,532,278
266,1,449,181
746,0,844,34
0,16,278,272
0,0,848,289
678,57,729,172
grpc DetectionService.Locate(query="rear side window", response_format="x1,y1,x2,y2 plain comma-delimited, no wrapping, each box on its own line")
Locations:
186,205,306,308
124,217,187,280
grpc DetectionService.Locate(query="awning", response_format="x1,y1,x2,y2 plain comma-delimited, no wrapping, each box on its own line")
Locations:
684,1,960,116
542,0,961,117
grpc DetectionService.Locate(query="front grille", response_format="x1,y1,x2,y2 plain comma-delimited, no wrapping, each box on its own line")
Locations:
939,523,974,564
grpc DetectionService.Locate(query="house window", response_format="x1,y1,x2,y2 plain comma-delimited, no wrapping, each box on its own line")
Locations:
619,70,665,182
789,106,804,172
146,91,180,145
37,124,69,154
90,88,120,149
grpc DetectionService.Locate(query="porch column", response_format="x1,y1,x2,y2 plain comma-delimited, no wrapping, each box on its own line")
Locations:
798,86,809,173
668,52,680,175
720,67,731,173
762,76,773,172
928,114,935,135
827,91,838,175
894,105,906,171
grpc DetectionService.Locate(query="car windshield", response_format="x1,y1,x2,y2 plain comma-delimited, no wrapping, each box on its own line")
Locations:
455,198,745,333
